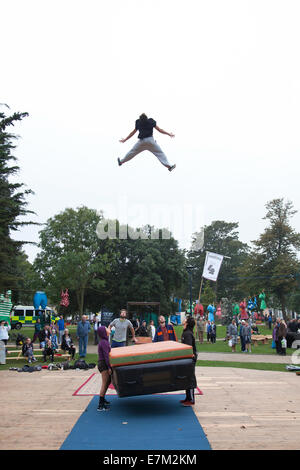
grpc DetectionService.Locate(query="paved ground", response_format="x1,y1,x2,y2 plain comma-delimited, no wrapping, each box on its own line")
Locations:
0,364,299,450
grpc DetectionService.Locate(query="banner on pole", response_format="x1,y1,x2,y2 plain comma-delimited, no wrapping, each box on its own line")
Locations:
202,251,224,282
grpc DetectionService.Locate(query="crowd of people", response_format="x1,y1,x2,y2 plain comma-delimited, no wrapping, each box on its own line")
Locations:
20,319,77,363
2,306,299,415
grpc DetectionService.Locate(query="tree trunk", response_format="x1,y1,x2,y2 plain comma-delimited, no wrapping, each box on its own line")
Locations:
79,288,85,315
280,293,287,322
76,288,85,316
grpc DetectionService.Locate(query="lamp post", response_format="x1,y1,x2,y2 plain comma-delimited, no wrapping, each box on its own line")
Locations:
186,266,194,317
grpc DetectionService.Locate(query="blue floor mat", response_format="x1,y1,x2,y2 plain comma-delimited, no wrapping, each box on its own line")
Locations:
60,394,211,450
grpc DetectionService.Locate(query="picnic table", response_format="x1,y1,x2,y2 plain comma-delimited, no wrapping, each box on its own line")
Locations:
251,335,273,346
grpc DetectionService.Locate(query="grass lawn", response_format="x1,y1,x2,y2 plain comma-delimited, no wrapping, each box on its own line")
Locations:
196,360,289,373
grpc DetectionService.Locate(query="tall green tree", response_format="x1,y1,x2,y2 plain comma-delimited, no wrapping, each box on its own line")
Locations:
187,221,249,301
200,280,216,311
0,105,36,291
34,207,114,315
12,251,43,305
98,222,186,314
237,199,300,321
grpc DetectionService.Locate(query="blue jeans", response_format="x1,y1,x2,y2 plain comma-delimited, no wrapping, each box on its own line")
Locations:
79,335,88,357
111,340,126,348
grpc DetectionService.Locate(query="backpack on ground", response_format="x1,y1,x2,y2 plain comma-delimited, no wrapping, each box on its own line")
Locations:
74,359,89,369
61,361,70,370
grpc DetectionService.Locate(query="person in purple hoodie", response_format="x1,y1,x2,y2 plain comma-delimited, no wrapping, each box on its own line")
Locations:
97,326,112,411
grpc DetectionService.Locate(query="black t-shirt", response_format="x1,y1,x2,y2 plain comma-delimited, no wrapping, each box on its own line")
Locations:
135,118,157,139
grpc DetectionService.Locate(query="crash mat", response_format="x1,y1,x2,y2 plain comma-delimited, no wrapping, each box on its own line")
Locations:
109,340,193,367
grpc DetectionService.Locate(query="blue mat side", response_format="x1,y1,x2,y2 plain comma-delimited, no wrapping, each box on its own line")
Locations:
60,394,211,450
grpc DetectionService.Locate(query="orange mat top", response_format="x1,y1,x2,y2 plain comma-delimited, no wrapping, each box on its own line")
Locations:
109,340,193,367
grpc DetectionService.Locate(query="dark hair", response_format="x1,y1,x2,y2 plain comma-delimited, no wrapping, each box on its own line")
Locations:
139,113,148,121
186,317,195,330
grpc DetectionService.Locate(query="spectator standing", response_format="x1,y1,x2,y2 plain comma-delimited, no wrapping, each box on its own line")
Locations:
147,320,156,341
243,321,252,353
180,316,197,406
108,309,138,348
206,320,211,343
278,319,287,356
137,320,149,337
50,321,59,336
51,328,58,351
267,310,273,329
61,329,76,359
0,320,11,348
228,320,238,352
57,315,65,345
153,315,177,342
76,315,91,358
239,320,246,352
132,316,140,334
195,313,205,344
210,322,216,343
273,318,281,354
32,318,42,343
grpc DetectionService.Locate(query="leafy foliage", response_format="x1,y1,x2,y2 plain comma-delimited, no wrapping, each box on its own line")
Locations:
237,199,300,320
0,105,36,291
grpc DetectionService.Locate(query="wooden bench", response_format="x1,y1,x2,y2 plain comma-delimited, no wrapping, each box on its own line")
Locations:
251,335,272,346
6,349,71,361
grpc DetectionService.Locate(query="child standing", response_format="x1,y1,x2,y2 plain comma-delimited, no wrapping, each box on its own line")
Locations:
97,326,112,411
51,328,58,351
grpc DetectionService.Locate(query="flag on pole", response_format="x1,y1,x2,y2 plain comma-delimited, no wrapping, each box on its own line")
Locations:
202,251,224,282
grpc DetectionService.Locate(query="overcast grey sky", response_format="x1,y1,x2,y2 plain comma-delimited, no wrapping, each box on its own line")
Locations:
2,0,300,262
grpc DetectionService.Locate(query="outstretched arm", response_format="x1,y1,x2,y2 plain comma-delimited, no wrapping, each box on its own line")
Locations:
155,125,175,138
119,129,137,143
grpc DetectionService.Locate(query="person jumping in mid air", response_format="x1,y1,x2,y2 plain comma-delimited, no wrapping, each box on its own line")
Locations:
118,114,176,171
